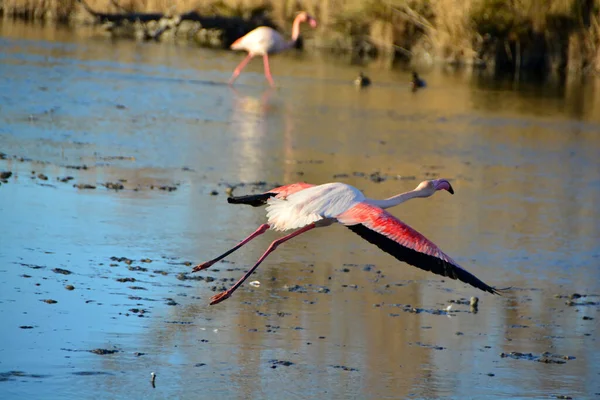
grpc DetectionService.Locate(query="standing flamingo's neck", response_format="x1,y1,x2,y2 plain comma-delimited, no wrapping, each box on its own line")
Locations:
367,187,434,210
291,15,303,42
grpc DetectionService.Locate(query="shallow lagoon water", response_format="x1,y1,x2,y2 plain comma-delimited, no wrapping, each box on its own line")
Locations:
1,20,600,399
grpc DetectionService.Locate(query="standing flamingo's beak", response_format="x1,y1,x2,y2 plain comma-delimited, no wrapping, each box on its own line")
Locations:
433,179,454,194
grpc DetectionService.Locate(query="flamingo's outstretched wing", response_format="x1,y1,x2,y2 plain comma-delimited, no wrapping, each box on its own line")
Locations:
227,182,315,207
337,203,501,295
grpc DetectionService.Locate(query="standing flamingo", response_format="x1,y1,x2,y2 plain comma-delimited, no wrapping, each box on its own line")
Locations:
228,12,317,87
194,180,503,305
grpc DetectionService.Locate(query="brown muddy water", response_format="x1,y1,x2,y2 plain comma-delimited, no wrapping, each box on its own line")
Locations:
1,20,600,400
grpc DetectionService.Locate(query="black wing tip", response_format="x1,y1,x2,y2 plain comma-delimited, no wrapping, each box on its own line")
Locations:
227,193,275,207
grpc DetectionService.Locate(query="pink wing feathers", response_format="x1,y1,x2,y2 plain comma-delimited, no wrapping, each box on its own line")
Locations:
227,182,315,207
337,202,500,294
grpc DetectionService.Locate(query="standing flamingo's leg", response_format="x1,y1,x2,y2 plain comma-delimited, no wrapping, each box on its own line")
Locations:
192,224,270,272
210,223,317,305
262,54,275,87
229,54,254,85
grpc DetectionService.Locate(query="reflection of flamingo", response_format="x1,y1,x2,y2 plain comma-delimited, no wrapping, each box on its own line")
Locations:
228,12,317,87
194,180,503,305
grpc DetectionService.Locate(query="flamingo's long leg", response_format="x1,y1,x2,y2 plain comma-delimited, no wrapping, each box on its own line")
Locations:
262,54,275,87
192,224,270,272
210,223,317,305
229,54,254,85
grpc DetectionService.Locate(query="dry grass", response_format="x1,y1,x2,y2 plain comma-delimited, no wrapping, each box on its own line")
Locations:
1,0,599,72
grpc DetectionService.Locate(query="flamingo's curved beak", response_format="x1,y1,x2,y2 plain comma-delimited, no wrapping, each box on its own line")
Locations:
433,179,454,194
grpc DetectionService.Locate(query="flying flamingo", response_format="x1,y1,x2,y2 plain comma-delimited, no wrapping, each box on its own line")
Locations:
228,12,317,87
193,180,503,305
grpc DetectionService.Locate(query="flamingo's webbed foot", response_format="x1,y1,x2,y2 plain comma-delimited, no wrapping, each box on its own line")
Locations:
210,291,232,305
192,261,214,273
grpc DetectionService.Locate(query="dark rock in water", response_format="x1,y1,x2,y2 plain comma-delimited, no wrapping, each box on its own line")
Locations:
285,284,307,293
210,190,219,196
134,352,145,357
116,277,136,283
159,185,177,192
89,349,119,355
153,270,169,276
194,363,206,367
52,268,72,275
19,325,34,329
570,293,582,299
110,256,133,265
165,299,178,306
128,266,148,272
74,183,96,190
41,299,57,304
330,365,359,372
58,176,74,182
269,359,294,367
37,173,48,180
140,258,152,263
0,171,12,180
128,286,147,290
177,273,206,281
582,316,593,320
65,285,75,291
369,172,386,183
104,182,124,190
500,351,574,364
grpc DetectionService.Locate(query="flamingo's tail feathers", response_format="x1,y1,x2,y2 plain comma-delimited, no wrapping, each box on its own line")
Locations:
227,193,275,207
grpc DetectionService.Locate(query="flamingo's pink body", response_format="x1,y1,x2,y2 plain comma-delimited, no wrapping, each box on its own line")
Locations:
195,179,502,305
228,12,317,86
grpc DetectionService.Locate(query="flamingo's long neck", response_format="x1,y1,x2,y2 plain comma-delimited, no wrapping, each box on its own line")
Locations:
368,188,432,210
290,15,303,43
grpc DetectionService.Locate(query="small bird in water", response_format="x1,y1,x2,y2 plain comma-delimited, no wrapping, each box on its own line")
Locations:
193,180,505,305
354,72,371,87
411,71,426,92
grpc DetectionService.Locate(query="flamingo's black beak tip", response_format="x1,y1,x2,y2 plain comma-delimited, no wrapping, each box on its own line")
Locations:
447,185,454,195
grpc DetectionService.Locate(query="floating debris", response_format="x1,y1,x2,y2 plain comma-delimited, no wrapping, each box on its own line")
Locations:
150,372,156,388
65,285,75,291
249,280,260,287
41,299,57,304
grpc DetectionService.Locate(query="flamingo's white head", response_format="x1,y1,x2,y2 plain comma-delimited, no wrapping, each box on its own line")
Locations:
296,11,318,28
416,179,454,196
